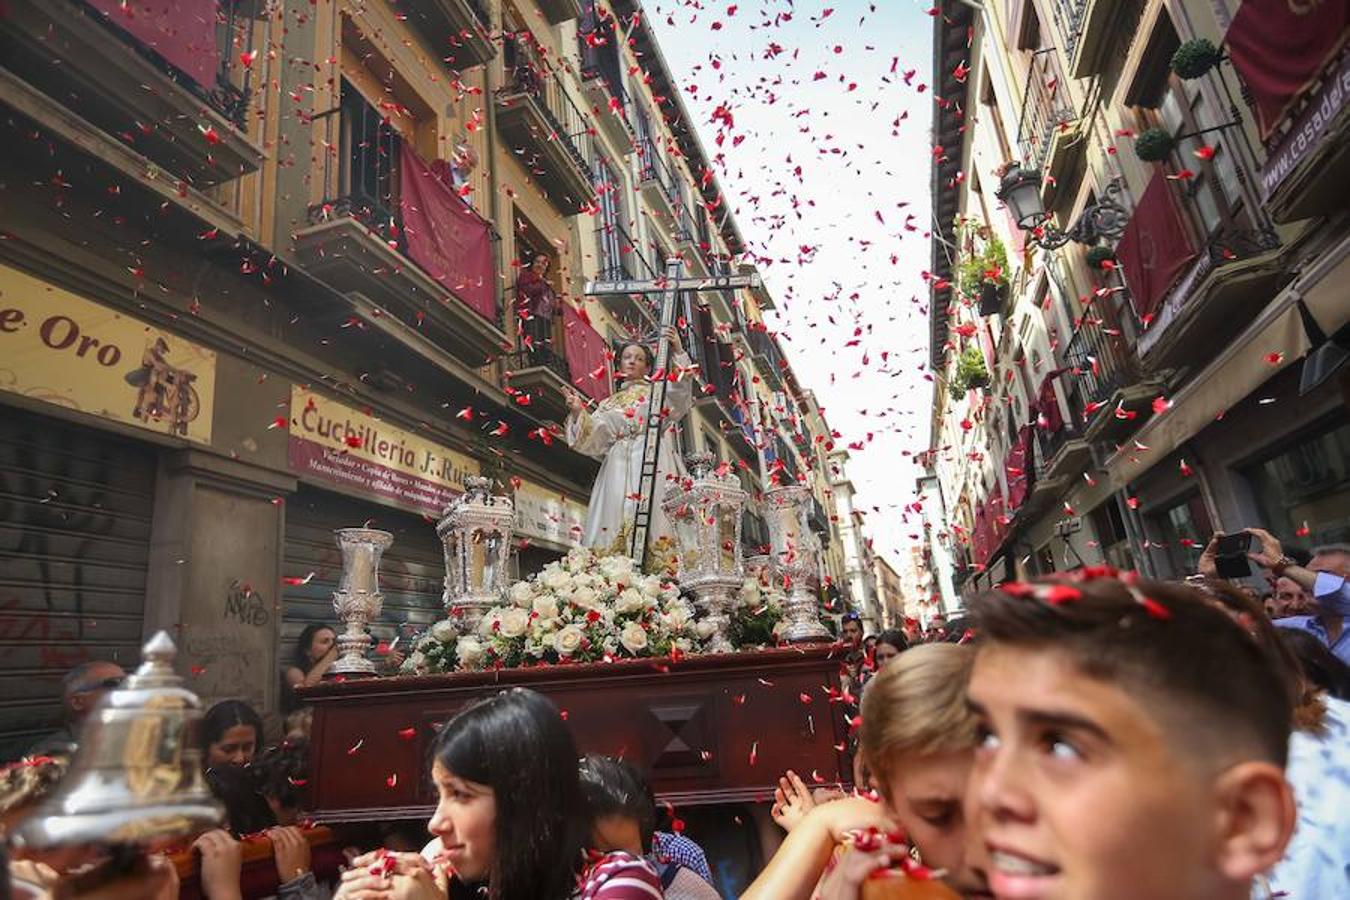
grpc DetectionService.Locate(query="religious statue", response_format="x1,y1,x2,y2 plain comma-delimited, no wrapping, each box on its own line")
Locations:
561,326,694,565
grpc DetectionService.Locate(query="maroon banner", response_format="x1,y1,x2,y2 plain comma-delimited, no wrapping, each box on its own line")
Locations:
988,483,1007,550
973,501,991,568
1226,0,1347,139
1006,425,1033,510
288,436,459,516
87,0,220,91
563,304,612,401
399,143,497,321
1117,172,1197,321
1036,372,1065,433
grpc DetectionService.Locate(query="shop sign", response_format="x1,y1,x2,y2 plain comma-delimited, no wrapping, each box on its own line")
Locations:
1260,51,1350,202
0,265,216,442
513,479,586,548
288,386,478,515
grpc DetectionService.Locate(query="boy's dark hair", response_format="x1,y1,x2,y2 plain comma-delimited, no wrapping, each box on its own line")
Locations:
1279,628,1350,702
578,754,657,853
969,570,1293,767
253,737,310,812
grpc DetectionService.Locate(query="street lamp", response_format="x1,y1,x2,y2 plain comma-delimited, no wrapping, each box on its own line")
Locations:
995,162,1129,251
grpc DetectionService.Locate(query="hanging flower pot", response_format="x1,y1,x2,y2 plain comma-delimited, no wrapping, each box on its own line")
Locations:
1134,127,1176,163
954,345,990,392
979,280,1007,317
1171,39,1222,80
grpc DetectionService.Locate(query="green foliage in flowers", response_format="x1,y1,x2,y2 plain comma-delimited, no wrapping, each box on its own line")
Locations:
1171,39,1222,80
953,345,991,393
1085,245,1116,270
728,577,786,648
957,233,1011,297
1134,127,1176,163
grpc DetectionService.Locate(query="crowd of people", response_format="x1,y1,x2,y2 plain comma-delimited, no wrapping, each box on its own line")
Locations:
1,531,1346,899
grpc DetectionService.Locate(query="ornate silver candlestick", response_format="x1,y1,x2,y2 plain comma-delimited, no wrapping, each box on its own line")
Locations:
331,527,394,676
663,453,747,652
764,484,830,642
437,476,514,633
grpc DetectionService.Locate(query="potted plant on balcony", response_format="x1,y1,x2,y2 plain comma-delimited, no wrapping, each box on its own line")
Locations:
953,345,991,393
1171,39,1223,80
958,235,1011,317
1085,245,1116,272
1134,127,1176,163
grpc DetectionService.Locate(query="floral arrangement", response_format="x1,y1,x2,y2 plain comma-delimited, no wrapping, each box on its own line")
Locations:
729,576,786,648
402,548,700,674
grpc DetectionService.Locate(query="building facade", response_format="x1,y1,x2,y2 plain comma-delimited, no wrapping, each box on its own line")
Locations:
927,0,1348,598
0,0,837,758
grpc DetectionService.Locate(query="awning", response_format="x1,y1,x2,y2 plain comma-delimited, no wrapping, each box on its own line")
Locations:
1101,234,1350,492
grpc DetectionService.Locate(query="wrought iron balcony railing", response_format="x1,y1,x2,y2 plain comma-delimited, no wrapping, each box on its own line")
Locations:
503,30,595,176
1016,48,1078,174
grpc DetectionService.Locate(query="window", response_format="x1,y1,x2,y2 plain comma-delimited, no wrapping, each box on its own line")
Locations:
1091,499,1135,572
1245,418,1350,547
593,154,627,279
1148,491,1212,577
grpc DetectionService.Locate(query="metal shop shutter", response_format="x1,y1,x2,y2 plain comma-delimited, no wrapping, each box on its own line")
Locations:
0,409,156,760
280,487,446,671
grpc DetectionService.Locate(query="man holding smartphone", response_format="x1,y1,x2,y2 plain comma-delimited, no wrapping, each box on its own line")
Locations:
1229,529,1350,665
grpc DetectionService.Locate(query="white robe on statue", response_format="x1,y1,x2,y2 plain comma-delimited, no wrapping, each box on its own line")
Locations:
565,353,694,560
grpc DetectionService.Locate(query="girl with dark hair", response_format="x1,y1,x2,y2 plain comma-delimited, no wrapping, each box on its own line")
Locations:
334,688,661,900
282,624,337,713
201,700,276,838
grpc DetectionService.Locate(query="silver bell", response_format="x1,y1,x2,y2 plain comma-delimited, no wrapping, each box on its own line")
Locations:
11,631,223,848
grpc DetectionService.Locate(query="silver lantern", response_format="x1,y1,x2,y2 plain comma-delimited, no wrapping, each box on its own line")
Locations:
437,476,514,633
663,453,747,652
764,484,830,642
331,527,394,676
11,632,223,848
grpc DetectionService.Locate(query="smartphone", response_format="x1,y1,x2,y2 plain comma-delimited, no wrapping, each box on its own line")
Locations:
1214,530,1252,578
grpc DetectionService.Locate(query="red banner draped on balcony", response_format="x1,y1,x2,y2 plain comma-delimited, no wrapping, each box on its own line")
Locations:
973,501,992,568
988,483,1007,547
1036,372,1066,433
87,0,219,91
562,304,611,401
399,144,497,322
1225,0,1348,139
1116,172,1197,321
1006,425,1033,510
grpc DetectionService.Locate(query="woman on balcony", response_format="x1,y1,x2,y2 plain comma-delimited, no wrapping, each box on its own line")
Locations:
516,254,558,362
562,326,694,573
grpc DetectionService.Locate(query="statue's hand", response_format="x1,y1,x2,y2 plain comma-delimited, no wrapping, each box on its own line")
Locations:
562,387,587,414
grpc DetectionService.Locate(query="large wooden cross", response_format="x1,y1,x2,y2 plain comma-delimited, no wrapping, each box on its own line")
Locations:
585,259,762,568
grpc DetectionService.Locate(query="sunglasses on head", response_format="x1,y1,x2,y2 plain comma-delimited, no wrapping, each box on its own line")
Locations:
75,677,122,693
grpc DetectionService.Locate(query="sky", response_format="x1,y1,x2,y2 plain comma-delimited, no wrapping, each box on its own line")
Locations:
644,0,940,565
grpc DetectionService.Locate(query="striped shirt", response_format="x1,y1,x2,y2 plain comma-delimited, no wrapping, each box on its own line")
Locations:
575,850,664,899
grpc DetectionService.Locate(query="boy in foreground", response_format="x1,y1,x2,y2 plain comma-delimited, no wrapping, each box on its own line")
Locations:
965,571,1297,900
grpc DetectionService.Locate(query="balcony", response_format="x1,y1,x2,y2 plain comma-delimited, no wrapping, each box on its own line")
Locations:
0,0,263,187
1048,0,1115,79
535,0,582,25
497,32,597,215
504,347,571,420
742,509,771,555
637,137,680,225
746,327,786,391
401,0,495,69
293,86,506,369
578,15,636,154
1132,224,1286,371
1016,49,1082,206
1256,48,1350,224
1062,313,1161,444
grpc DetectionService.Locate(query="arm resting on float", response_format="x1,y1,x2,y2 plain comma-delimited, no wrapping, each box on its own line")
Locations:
740,796,894,900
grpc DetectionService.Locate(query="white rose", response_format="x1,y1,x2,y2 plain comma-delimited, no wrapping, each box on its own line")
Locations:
499,607,530,638
738,580,762,605
640,577,663,599
554,624,585,656
619,621,649,654
509,581,534,607
456,636,485,667
430,620,459,642
532,594,560,620
570,586,599,610
477,610,500,637
542,568,571,591
695,620,717,639
405,651,426,671
615,588,646,614
662,605,691,631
